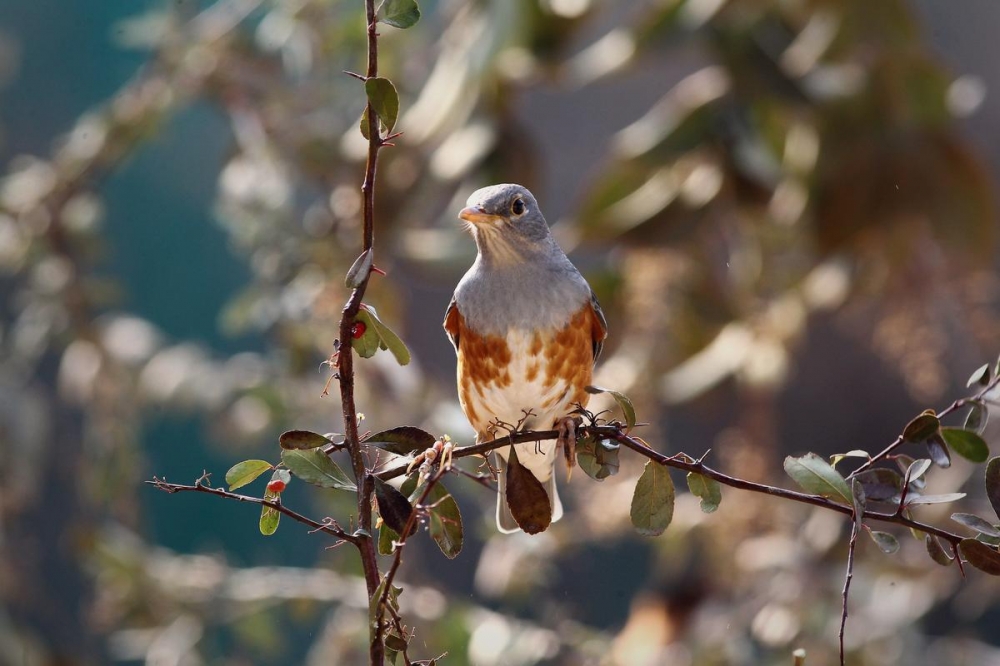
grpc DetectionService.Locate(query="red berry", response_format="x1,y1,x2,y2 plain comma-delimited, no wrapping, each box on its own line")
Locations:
351,321,367,339
266,479,287,494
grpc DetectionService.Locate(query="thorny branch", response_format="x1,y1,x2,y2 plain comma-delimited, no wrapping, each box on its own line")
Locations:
840,519,859,666
147,475,358,545
334,1,387,663
376,425,968,546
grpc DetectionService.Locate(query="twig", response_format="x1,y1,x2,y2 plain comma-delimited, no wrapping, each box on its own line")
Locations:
375,425,967,545
146,477,358,544
849,373,1000,478
334,1,387,662
840,519,859,666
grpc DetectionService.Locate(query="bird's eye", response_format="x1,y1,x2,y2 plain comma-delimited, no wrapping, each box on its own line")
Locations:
511,198,525,216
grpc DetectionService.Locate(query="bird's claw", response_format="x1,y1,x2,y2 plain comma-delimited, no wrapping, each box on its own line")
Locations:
406,437,454,482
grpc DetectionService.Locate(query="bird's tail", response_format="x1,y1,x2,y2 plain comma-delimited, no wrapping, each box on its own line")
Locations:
495,453,563,534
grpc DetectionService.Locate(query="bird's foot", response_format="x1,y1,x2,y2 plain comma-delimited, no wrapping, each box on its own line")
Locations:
406,436,455,482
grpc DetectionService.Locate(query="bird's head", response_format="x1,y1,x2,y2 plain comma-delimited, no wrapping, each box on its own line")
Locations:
458,184,553,264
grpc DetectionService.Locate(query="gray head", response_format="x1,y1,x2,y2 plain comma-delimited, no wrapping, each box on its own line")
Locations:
459,184,555,265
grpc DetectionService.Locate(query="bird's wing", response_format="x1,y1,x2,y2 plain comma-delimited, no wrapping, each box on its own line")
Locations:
588,290,608,364
443,297,460,351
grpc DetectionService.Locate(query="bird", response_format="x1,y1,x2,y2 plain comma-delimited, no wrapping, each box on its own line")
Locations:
444,184,607,534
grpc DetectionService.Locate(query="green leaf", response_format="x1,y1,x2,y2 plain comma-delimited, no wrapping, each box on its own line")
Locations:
967,362,991,388
576,435,620,480
378,524,399,555
783,453,852,504
259,485,281,535
905,458,932,486
951,512,1000,537
345,249,373,289
940,427,989,463
505,445,551,534
630,461,675,536
359,110,372,141
987,457,1000,521
281,449,356,491
867,530,899,554
365,78,399,133
379,0,421,29
851,478,866,532
226,460,273,491
586,385,636,429
374,477,414,536
830,450,870,467
360,304,411,366
960,538,1000,575
279,430,333,450
905,492,966,506
902,411,940,443
426,482,463,558
855,468,903,502
925,534,954,566
686,471,721,513
351,308,383,358
965,401,988,435
365,426,435,456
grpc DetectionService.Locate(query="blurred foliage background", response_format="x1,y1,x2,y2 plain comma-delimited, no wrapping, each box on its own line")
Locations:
1,0,1000,664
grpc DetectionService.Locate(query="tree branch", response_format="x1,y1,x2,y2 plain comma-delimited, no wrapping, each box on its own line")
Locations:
375,424,967,545
146,476,358,544
334,2,385,663
849,372,1000,478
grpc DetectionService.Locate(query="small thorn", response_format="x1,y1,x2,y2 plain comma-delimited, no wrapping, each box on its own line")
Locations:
371,265,387,276
343,70,367,82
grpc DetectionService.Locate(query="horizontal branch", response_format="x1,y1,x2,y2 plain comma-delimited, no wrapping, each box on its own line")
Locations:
375,425,967,545
146,476,358,544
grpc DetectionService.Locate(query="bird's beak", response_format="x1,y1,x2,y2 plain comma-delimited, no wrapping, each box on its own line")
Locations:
458,205,498,226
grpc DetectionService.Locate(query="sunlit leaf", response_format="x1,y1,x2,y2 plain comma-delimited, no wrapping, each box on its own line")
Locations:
281,449,356,491
783,453,852,504
360,304,411,366
905,492,966,506
925,433,951,468
505,445,551,534
987,457,1000,521
940,427,989,463
951,512,1000,537
686,471,721,513
351,308,382,358
576,435,621,480
902,411,940,443
426,482,463,558
830,450,870,466
345,249,373,289
905,458,932,485
585,385,636,430
630,461,675,536
867,530,899,554
960,538,1000,575
365,426,435,456
379,0,421,29
965,401,988,435
226,459,273,491
925,534,953,566
378,524,399,555
279,430,333,450
967,362,990,388
374,477,414,536
365,77,399,133
259,485,280,535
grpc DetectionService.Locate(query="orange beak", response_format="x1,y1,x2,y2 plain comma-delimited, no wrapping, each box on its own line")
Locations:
458,205,498,225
